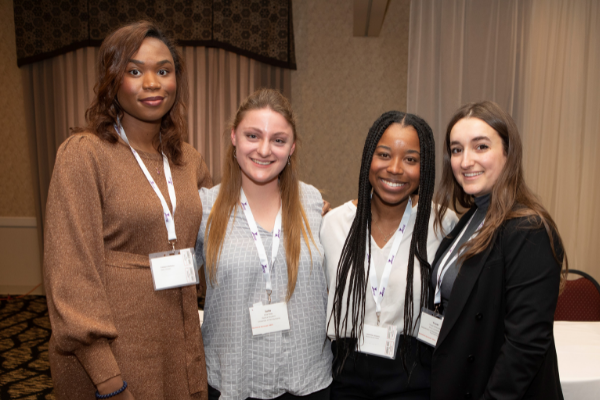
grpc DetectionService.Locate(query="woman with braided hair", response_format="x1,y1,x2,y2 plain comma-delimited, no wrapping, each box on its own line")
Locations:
321,111,457,399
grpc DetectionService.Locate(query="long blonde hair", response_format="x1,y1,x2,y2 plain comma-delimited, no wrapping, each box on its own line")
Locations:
205,88,317,301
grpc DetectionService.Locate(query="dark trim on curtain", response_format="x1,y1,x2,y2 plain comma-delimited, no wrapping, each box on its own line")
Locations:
14,0,297,70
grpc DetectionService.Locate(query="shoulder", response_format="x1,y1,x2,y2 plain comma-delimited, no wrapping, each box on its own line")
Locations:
497,210,562,258
299,181,323,202
179,142,212,188
504,208,543,229
199,184,221,210
179,141,206,170
322,200,357,235
433,202,459,233
299,181,324,213
180,141,202,163
423,202,459,241
58,132,104,155
55,133,110,170
500,204,546,237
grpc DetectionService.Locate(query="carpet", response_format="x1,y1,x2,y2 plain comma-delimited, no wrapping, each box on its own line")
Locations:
0,294,206,399
0,295,54,399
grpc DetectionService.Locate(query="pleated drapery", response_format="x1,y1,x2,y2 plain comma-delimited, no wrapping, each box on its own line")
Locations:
22,46,290,252
183,46,290,184
22,47,99,253
407,0,600,278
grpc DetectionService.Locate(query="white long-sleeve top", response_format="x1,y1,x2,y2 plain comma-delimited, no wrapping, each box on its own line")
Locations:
321,200,458,340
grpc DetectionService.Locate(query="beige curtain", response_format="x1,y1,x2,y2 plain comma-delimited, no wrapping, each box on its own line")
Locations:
407,0,600,278
182,47,290,184
519,0,600,279
22,47,98,252
22,46,290,250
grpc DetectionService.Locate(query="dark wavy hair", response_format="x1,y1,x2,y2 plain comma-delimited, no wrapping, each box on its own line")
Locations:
434,101,568,284
329,111,436,374
74,20,188,165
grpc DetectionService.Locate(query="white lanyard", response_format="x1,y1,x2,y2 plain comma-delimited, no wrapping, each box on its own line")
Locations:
115,122,178,245
239,189,282,303
434,213,485,305
368,198,413,325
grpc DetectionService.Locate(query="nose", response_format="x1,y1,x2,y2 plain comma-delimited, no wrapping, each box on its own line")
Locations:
460,149,474,169
143,73,160,90
387,156,403,175
257,139,271,158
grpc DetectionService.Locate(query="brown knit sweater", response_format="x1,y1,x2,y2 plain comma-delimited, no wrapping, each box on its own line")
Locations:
44,133,212,399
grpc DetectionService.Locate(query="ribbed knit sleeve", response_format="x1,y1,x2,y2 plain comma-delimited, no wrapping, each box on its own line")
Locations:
44,135,120,385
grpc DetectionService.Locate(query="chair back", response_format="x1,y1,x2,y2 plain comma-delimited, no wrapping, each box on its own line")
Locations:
554,269,600,321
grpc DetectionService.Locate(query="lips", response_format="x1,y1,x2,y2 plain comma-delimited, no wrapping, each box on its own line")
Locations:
251,158,274,166
380,178,406,189
463,171,483,178
139,96,165,106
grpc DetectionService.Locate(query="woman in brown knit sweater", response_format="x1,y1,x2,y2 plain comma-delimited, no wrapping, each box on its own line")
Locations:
44,22,211,399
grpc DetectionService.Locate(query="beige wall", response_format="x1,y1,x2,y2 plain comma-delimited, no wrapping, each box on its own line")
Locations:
291,0,411,207
0,0,41,295
0,0,35,217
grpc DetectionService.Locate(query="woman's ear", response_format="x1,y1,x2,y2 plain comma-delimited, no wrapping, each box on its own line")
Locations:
289,141,296,156
231,129,236,146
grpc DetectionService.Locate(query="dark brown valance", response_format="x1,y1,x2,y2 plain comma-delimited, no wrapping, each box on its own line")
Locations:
13,0,296,69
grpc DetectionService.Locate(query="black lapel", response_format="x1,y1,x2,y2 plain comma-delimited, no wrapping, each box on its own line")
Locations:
435,229,495,349
432,208,477,265
428,208,477,309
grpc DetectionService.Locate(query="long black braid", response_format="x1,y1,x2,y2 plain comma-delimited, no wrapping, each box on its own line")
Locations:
329,111,436,375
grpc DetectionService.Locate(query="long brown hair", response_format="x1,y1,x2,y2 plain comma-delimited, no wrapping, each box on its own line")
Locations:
74,21,188,165
205,88,317,301
434,101,568,281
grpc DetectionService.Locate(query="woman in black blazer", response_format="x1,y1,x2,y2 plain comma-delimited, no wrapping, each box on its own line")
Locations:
429,101,567,400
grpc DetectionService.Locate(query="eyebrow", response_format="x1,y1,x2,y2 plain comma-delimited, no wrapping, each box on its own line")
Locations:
450,136,492,146
244,127,291,136
128,59,173,66
375,145,420,155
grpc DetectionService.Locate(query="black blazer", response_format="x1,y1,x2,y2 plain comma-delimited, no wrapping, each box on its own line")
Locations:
430,207,564,400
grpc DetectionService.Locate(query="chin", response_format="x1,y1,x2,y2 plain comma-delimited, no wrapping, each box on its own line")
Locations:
376,192,411,206
244,173,279,186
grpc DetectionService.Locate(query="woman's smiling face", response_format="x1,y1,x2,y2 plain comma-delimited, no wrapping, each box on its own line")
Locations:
117,37,177,124
231,108,295,187
449,117,507,197
369,123,421,206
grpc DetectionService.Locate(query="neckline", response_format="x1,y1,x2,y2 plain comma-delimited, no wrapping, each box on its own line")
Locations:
345,201,413,251
117,136,162,160
347,199,419,212
474,193,491,211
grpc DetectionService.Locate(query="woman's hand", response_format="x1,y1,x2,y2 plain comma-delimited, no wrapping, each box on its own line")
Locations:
322,200,332,216
96,376,135,399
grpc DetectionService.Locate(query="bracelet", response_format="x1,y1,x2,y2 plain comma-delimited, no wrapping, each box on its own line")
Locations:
95,380,127,399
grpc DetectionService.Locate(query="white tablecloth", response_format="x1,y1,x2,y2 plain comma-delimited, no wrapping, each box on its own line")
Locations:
554,321,600,400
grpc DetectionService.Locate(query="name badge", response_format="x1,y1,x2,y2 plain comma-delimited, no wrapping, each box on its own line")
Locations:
356,324,399,359
416,307,444,347
149,248,199,291
249,302,291,335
